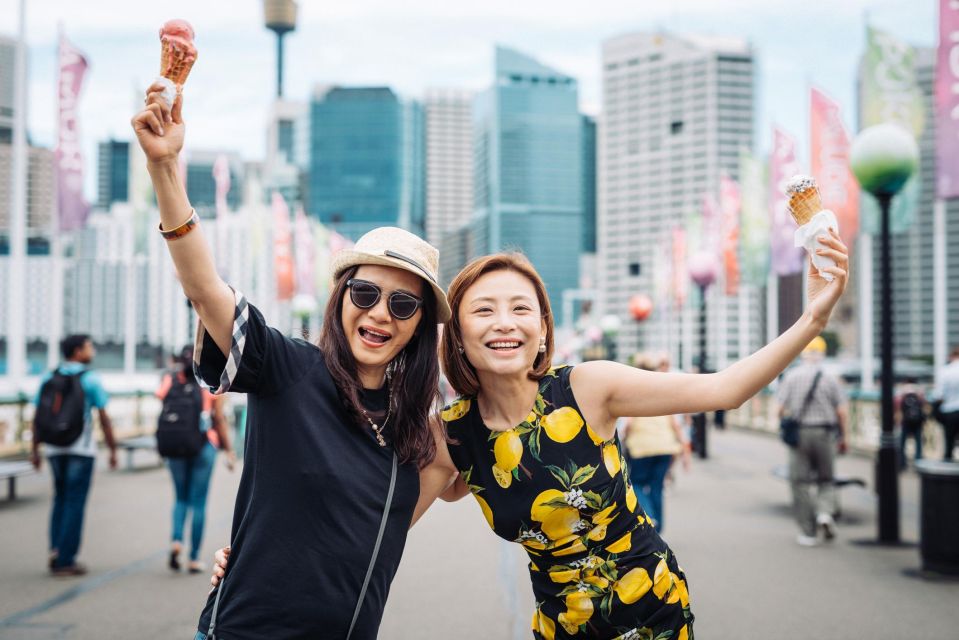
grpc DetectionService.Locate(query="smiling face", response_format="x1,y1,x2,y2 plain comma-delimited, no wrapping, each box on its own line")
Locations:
341,264,425,387
458,269,547,380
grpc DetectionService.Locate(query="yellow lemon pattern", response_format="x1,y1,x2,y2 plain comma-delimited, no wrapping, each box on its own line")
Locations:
442,366,693,638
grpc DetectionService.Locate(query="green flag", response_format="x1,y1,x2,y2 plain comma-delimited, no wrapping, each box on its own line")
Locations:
860,25,925,234
739,149,769,287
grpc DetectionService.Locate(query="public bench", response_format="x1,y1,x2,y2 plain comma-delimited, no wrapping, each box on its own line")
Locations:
772,464,867,518
118,435,161,470
0,460,37,500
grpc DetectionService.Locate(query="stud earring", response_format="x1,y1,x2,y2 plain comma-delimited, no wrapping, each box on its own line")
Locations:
458,345,465,354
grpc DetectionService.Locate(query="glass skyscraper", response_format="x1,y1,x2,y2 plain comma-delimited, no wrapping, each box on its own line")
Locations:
97,139,129,208
306,87,424,240
470,46,583,322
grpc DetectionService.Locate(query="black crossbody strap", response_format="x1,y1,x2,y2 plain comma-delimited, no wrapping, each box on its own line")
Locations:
347,451,398,639
797,371,823,424
206,571,226,639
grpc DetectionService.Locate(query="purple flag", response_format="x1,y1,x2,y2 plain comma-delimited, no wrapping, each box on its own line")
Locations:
769,127,804,276
56,33,90,232
937,0,959,198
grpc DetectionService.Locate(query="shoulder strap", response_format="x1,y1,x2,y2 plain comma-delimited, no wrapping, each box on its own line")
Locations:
797,371,823,423
347,451,397,639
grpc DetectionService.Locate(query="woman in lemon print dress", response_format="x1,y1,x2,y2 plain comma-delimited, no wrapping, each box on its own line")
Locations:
439,243,848,639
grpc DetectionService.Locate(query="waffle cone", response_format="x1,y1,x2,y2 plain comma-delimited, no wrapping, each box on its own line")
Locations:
787,188,823,226
160,40,196,86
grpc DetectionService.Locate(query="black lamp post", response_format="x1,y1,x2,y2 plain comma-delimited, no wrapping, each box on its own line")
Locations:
850,123,919,544
688,250,719,459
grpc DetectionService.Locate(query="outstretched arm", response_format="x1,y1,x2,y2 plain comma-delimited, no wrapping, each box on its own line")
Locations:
131,85,234,357
573,230,849,437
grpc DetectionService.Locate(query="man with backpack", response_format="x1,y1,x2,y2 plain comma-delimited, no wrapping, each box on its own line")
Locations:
31,334,116,576
896,378,927,470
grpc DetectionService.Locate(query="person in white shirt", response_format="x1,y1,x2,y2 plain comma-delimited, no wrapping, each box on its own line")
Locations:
932,345,959,461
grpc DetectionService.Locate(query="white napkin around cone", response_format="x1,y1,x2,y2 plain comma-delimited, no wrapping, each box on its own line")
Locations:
793,209,839,282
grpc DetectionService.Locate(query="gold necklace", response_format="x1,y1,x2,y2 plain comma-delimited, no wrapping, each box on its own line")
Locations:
360,384,392,447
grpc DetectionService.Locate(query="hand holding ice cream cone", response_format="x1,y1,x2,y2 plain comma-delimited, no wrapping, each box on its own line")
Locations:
786,174,839,282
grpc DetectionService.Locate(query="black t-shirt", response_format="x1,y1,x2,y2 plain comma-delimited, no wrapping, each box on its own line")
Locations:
193,294,419,639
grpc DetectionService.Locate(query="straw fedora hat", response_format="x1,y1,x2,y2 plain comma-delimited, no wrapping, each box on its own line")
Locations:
330,227,452,322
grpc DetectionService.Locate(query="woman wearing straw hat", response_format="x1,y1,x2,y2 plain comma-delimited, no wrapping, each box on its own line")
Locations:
133,88,457,640
434,243,847,639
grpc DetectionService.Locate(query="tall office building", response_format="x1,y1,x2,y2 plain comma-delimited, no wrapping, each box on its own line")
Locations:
865,47,959,359
265,99,308,206
466,46,583,321
0,35,14,143
184,150,244,218
0,144,55,240
424,89,473,246
582,114,597,254
97,139,129,208
599,32,761,368
306,86,424,240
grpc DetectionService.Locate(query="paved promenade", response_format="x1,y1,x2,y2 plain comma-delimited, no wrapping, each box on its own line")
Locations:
1,427,955,639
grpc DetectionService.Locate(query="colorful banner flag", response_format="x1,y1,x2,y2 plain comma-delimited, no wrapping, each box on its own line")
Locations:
55,33,90,232
671,226,688,310
861,25,925,233
739,149,769,287
719,175,741,295
272,192,295,301
810,87,860,246
294,204,316,298
769,127,805,276
937,0,959,199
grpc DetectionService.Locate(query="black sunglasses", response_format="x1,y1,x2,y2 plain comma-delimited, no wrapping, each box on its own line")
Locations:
347,279,424,320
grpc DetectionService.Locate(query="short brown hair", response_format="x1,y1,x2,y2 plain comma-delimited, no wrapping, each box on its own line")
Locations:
441,253,555,396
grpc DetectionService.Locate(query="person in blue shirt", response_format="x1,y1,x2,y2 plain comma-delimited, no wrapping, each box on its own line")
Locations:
31,334,117,577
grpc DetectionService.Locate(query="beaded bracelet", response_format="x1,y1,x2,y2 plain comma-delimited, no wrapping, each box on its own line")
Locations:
158,209,199,241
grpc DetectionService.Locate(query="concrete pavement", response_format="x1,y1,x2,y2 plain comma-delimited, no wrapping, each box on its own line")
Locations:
1,428,956,639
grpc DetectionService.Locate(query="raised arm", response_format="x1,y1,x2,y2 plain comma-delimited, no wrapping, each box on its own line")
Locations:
131,85,234,357
573,230,849,437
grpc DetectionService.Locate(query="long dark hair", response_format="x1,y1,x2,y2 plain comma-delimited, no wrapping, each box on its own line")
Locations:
318,266,440,469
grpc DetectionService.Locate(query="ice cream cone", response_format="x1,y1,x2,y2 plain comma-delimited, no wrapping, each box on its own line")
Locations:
160,39,196,85
785,175,823,226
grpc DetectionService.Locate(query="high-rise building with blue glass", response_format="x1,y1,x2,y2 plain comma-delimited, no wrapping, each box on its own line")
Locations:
97,139,129,208
306,86,424,240
468,46,583,322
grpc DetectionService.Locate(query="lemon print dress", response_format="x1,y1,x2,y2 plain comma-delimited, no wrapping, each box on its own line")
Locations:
443,366,693,640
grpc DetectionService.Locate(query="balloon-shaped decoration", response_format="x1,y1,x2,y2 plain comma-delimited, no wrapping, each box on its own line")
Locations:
628,294,653,322
688,250,719,288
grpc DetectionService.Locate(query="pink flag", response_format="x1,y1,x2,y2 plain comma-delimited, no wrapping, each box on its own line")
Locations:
769,127,805,275
212,155,231,220
720,175,741,295
671,227,688,310
272,192,295,301
55,33,90,231
810,87,859,245
937,0,959,198
294,204,315,298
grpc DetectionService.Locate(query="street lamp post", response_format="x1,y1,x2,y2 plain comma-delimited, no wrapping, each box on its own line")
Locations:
292,293,318,340
599,314,622,363
688,251,719,459
850,123,920,545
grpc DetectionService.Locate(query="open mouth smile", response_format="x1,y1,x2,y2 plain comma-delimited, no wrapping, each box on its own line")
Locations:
359,326,392,346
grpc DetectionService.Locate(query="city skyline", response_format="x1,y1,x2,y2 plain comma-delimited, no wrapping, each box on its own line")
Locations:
0,1,935,202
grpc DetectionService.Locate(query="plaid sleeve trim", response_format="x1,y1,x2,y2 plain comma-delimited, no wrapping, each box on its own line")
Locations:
192,288,250,395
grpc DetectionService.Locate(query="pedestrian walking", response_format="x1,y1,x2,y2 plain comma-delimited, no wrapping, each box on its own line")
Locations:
30,334,117,576
932,345,959,461
133,85,457,639
895,377,927,470
432,239,847,638
157,346,236,574
623,353,691,533
775,336,849,547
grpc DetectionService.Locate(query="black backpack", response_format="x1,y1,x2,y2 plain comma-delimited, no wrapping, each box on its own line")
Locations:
156,373,206,458
900,392,925,426
34,370,87,446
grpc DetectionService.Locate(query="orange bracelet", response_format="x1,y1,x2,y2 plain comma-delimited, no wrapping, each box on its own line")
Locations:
159,209,199,240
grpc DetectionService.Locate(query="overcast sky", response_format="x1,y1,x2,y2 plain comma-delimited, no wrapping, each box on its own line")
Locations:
1,0,936,200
